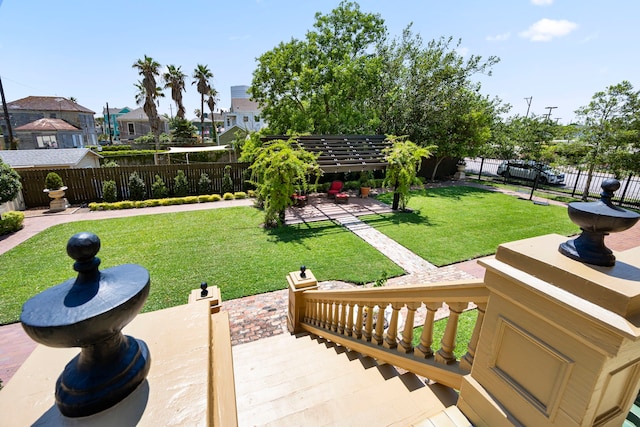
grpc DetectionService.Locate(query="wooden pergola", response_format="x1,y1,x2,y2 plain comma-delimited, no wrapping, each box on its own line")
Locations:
261,135,390,173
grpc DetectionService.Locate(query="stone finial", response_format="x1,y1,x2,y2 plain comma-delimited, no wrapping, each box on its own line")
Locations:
20,232,151,417
559,179,640,266
200,281,208,297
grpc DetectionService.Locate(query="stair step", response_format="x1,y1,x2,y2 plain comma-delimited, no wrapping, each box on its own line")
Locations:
233,333,460,426
413,406,472,427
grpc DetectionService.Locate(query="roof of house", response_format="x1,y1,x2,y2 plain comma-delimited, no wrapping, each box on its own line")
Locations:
5,96,94,114
230,98,260,112
0,148,102,169
118,107,169,121
103,107,131,115
14,118,80,132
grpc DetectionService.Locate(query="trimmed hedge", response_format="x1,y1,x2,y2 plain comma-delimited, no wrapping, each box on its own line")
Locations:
0,211,24,235
88,192,247,211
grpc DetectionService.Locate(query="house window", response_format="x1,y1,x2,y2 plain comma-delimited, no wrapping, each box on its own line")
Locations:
127,123,134,134
50,113,57,119
243,116,249,122
255,116,260,122
36,135,58,148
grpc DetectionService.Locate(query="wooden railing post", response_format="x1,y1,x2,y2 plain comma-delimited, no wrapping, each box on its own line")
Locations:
372,303,387,345
354,304,364,339
415,302,441,358
286,268,318,334
399,303,421,354
435,302,468,365
460,302,486,371
383,303,403,349
345,303,354,337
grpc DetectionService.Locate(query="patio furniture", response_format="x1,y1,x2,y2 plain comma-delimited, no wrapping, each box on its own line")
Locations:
327,181,344,198
335,192,349,204
292,193,307,207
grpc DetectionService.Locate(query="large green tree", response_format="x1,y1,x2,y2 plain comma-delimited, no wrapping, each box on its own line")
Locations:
383,136,433,210
250,1,386,134
163,65,187,119
132,55,164,161
573,81,639,199
192,64,214,141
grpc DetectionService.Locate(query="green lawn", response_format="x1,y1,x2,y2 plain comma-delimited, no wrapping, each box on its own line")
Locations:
0,206,403,325
366,186,579,266
412,309,479,358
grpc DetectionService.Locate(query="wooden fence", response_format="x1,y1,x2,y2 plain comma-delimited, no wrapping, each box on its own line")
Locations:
18,163,250,208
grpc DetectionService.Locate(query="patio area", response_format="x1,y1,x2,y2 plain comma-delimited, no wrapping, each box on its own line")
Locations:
285,192,393,225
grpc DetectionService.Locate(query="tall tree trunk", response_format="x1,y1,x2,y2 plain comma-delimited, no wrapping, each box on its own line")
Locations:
431,156,445,182
582,163,596,201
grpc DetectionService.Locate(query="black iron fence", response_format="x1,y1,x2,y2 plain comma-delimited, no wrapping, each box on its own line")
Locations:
18,163,250,208
465,157,640,210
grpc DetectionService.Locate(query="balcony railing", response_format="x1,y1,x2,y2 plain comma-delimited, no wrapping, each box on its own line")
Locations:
289,278,488,389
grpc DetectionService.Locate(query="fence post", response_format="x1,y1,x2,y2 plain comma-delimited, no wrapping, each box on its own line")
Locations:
478,157,485,180
571,168,581,198
619,173,632,207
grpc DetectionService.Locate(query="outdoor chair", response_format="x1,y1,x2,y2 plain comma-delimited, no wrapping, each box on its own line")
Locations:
327,181,344,198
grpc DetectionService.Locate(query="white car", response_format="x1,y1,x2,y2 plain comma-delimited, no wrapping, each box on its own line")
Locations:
497,160,565,185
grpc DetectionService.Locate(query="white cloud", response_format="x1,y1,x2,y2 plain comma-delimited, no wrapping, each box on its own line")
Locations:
486,32,511,42
519,19,578,42
531,0,553,6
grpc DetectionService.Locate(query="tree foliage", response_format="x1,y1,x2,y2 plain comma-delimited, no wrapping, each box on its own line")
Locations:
249,140,321,227
250,2,503,172
163,64,187,119
250,1,386,134
383,136,433,210
132,55,164,156
0,159,21,205
193,64,214,140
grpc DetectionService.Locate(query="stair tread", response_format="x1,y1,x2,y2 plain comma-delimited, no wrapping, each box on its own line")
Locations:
233,333,457,426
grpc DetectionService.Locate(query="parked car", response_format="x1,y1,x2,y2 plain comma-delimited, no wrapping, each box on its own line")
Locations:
497,160,565,185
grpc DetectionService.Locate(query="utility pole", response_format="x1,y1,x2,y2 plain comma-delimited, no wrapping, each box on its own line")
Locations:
524,97,533,118
545,106,557,120
0,76,16,149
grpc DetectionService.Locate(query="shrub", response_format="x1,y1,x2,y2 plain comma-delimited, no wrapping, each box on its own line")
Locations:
183,196,199,204
128,172,146,200
88,202,100,211
197,173,212,195
174,170,189,197
102,180,117,202
165,197,183,205
0,211,24,235
44,172,64,190
146,199,161,207
102,160,120,167
210,194,222,201
0,159,21,204
221,165,234,194
223,192,235,200
234,191,247,199
134,201,148,208
151,174,168,199
247,190,256,198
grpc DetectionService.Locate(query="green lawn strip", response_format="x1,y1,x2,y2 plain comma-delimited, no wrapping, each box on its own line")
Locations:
365,186,578,266
412,309,478,359
0,207,403,325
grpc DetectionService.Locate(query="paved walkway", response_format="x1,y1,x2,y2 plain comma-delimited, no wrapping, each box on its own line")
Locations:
2,184,639,387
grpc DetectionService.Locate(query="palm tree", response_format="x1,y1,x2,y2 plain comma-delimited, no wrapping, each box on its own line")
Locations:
192,64,213,142
207,88,219,143
132,55,163,159
163,65,187,119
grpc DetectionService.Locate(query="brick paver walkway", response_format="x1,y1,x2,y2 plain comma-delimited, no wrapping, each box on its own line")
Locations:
1,184,639,387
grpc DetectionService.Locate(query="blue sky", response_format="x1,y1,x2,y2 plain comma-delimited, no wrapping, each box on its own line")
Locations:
0,0,638,125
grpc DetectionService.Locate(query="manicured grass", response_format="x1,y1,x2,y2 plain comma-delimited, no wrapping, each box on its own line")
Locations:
366,186,578,266
0,206,403,325
412,309,478,358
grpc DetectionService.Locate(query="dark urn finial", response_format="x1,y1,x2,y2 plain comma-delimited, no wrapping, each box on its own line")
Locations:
200,281,208,297
300,265,307,278
559,179,640,266
20,232,152,418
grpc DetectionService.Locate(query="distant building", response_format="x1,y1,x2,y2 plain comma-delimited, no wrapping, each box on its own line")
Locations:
0,148,102,169
221,85,266,133
14,118,85,149
116,107,169,142
102,106,131,141
0,96,97,149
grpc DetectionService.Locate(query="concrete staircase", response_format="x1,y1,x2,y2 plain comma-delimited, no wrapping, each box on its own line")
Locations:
232,333,471,426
